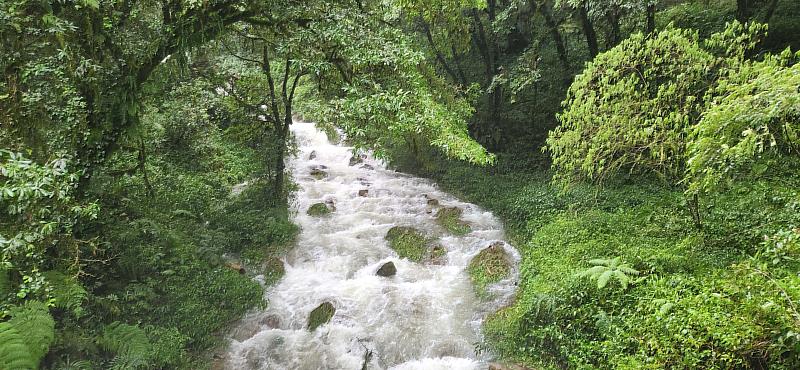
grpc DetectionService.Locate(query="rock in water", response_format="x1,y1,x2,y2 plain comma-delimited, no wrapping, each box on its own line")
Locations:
349,154,364,166
308,150,317,160
310,168,327,180
307,202,332,216
376,261,397,277
358,189,369,197
435,207,471,235
308,302,335,331
468,241,513,298
385,226,428,262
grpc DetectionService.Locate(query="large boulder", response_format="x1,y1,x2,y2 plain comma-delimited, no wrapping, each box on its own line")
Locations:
376,261,397,277
308,302,335,331
385,226,428,262
435,207,471,235
468,241,512,298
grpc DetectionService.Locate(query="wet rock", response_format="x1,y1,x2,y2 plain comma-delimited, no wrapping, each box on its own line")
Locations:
307,202,333,216
358,189,369,197
376,261,397,277
426,245,447,265
468,241,513,298
225,261,246,274
260,314,281,329
427,198,440,206
349,153,365,166
307,302,335,331
357,177,371,186
360,164,375,170
309,150,317,160
435,207,471,236
385,226,428,262
310,168,327,180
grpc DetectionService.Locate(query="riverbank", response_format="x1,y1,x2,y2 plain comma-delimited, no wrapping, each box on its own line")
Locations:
423,153,800,369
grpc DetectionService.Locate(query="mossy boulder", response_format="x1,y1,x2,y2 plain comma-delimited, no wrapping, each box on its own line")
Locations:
385,226,428,262
307,302,335,331
307,202,332,216
435,207,471,235
349,154,365,166
310,168,327,180
468,242,512,298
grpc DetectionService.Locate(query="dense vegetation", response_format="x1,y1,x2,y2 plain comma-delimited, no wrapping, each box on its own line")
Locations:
2,0,799,369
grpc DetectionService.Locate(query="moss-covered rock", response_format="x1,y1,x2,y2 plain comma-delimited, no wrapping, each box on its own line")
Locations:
468,242,512,298
385,226,428,262
310,168,327,180
307,202,332,216
435,207,471,235
307,302,335,331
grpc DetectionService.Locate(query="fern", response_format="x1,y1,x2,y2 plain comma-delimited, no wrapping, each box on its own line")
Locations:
0,301,56,369
44,271,87,317
55,357,94,370
0,322,37,370
99,322,152,369
578,257,641,290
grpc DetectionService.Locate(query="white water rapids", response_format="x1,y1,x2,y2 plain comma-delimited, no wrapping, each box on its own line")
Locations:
225,121,520,370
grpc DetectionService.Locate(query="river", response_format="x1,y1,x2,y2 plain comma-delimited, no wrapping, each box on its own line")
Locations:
224,121,519,369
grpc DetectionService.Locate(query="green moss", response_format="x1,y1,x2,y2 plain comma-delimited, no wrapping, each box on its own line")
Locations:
307,302,335,331
385,226,428,262
435,207,471,235
468,244,512,298
307,202,331,216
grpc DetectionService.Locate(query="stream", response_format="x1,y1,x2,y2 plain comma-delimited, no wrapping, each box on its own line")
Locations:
224,121,520,369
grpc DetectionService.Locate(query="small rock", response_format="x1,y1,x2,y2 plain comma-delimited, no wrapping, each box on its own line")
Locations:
225,262,245,274
360,164,375,170
357,177,371,186
260,314,281,329
427,245,447,265
309,150,317,160
376,261,397,277
349,154,365,166
358,189,369,197
427,198,439,206
308,302,335,331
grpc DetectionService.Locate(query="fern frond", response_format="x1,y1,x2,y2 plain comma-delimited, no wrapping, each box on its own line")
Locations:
588,258,611,266
0,322,37,370
100,322,152,369
8,301,55,365
44,271,87,316
597,270,613,289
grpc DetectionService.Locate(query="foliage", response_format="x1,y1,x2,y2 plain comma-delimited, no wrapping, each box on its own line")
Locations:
546,26,715,187
687,50,800,194
577,257,640,290
307,203,332,216
0,301,55,369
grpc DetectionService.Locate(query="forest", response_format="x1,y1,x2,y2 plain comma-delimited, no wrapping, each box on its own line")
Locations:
1,0,799,369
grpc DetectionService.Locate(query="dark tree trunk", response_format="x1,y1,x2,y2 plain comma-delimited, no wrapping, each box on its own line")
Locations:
764,0,779,23
646,3,656,34
736,0,752,23
537,0,570,79
421,21,461,84
578,2,599,59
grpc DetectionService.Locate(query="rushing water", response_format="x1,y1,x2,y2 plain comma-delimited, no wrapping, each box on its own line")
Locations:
225,121,520,370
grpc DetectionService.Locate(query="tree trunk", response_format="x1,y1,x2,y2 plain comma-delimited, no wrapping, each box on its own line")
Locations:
646,3,656,34
736,0,752,23
763,0,779,23
537,0,570,80
578,2,599,59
